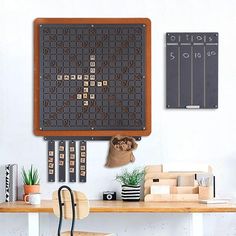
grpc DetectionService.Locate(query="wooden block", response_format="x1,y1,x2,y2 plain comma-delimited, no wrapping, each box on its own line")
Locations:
208,166,213,173
90,68,95,73
144,179,177,188
171,186,199,194
84,75,89,80
145,172,195,180
64,75,69,80
57,75,63,80
144,188,149,196
90,55,95,60
163,164,211,173
77,75,82,80
48,151,54,157
144,194,199,202
90,75,95,80
90,94,95,99
198,186,214,200
144,179,177,196
90,61,95,67
177,176,195,186
77,94,82,99
145,165,163,173
71,75,76,80
151,185,170,194
154,178,177,186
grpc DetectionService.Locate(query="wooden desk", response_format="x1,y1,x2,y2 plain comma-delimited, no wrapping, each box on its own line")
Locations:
1,200,236,236
1,200,236,213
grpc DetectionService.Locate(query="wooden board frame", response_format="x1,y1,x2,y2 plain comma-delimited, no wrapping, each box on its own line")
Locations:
34,18,151,137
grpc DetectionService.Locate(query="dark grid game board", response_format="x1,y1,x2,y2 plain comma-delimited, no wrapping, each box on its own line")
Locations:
34,18,151,137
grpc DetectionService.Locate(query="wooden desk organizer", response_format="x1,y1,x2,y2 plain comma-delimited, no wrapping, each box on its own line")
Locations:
144,165,214,202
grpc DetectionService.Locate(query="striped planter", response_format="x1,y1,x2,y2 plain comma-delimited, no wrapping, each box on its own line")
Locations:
121,185,141,201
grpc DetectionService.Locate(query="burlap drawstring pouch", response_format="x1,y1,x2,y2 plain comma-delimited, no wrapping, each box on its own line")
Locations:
105,136,138,168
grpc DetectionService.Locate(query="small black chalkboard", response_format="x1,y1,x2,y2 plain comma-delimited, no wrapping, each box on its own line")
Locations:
166,32,218,109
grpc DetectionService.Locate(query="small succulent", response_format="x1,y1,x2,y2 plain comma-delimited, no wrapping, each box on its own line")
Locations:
115,168,144,186
22,165,40,185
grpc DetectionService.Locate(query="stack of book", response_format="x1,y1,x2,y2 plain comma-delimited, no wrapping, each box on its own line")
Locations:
5,164,18,202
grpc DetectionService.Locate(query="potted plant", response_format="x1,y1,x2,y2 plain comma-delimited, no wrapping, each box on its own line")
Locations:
22,165,40,198
115,168,144,201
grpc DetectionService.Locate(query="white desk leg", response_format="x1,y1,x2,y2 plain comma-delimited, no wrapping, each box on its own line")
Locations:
28,213,40,236
190,213,203,236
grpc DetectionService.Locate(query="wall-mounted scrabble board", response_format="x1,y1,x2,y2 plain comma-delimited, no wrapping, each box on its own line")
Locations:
34,18,151,138
166,32,218,109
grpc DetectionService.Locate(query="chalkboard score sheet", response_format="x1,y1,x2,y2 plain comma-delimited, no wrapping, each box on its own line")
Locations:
166,32,218,109
34,18,151,137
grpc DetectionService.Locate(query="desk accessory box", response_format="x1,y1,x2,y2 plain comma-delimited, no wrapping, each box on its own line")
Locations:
144,164,214,202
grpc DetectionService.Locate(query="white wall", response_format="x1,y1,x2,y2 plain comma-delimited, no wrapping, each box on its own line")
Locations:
1,0,236,235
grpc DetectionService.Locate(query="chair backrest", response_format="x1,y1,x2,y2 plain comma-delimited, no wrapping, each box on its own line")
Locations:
52,188,89,220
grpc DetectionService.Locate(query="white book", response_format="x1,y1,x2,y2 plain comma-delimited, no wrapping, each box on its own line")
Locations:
5,164,18,202
9,164,18,202
5,164,10,202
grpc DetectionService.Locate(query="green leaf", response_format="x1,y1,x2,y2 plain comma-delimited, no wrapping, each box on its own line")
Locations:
21,165,40,185
115,167,144,186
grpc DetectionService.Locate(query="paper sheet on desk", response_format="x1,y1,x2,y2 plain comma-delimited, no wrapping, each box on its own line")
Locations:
200,199,231,204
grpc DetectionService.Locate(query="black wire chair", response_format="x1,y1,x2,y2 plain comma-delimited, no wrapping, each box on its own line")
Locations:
57,185,76,236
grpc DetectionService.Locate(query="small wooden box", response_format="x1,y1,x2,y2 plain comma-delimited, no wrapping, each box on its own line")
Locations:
144,164,214,202
171,186,199,194
145,165,163,173
199,186,214,200
145,194,199,202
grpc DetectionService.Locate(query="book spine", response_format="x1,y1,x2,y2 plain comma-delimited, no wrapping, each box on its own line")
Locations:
5,165,10,202
9,164,18,201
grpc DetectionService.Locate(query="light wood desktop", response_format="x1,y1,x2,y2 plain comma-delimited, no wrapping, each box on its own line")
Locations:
1,200,236,236
0,200,236,213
